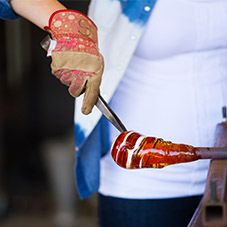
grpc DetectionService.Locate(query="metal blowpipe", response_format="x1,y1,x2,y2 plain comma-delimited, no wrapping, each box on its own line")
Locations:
197,106,227,159
194,147,227,159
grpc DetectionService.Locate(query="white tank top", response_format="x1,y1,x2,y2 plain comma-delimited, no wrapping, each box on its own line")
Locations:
98,0,227,199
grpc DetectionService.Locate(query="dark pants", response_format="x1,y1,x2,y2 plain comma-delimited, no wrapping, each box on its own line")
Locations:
98,193,202,227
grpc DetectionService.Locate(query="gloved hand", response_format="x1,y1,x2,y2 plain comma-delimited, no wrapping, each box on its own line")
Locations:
45,9,104,114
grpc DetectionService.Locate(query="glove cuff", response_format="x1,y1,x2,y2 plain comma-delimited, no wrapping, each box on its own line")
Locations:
44,9,98,44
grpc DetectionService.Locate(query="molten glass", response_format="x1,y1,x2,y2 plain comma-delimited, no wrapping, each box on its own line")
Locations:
111,131,199,169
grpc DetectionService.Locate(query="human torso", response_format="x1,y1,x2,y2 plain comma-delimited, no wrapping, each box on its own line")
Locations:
98,0,227,199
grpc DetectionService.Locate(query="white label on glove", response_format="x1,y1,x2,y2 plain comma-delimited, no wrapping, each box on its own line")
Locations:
47,40,57,57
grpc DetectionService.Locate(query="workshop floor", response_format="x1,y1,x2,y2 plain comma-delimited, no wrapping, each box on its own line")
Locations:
0,194,98,227
1,215,98,227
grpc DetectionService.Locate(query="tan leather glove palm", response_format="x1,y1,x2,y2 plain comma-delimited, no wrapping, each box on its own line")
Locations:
45,10,104,114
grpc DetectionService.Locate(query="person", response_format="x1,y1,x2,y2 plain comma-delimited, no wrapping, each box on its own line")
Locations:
74,0,227,227
1,0,227,226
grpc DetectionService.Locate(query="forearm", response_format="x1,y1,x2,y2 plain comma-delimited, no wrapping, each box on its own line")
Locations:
10,0,66,29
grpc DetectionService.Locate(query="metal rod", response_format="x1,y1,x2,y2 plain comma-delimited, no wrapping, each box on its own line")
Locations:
195,147,227,159
40,35,51,51
96,95,127,132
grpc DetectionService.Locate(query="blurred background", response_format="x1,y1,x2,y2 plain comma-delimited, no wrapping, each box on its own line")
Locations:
0,1,98,226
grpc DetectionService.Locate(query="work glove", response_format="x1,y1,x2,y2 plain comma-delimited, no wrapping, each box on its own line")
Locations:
45,9,104,114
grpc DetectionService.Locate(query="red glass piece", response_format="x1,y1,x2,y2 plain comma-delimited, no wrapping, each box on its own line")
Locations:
111,131,199,169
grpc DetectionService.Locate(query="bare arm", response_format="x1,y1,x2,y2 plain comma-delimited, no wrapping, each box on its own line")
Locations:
10,0,66,29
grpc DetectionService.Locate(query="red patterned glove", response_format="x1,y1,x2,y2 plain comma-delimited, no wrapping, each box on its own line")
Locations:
45,9,104,114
